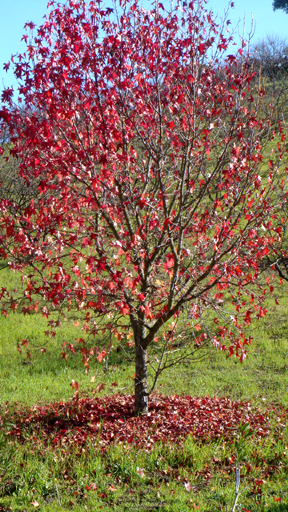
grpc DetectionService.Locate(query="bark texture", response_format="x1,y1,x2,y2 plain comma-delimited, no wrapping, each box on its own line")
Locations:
134,342,148,416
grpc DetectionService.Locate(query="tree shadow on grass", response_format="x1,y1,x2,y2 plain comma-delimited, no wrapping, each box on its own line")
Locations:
266,504,288,512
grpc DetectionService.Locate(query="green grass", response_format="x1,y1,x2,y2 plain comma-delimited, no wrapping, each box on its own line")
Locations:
0,424,287,511
1,268,288,407
0,266,288,511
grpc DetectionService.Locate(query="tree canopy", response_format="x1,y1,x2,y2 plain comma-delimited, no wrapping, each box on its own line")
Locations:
0,0,286,414
273,0,288,13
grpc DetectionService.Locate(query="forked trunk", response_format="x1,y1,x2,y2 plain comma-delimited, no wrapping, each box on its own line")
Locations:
134,341,148,416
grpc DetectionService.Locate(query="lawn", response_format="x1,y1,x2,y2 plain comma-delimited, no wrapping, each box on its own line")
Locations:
0,264,288,511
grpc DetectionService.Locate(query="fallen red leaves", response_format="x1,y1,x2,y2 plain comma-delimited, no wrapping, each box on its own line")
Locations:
4,394,272,448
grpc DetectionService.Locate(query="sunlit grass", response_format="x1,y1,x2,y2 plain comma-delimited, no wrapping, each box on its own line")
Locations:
0,424,287,511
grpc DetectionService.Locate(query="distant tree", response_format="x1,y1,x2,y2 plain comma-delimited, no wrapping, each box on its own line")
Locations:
249,35,288,129
0,155,39,218
273,0,288,13
0,0,286,415
251,35,288,81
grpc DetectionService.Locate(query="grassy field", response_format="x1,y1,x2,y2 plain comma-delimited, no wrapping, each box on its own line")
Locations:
0,264,288,511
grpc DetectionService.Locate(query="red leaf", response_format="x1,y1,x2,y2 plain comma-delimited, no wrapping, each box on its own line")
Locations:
184,481,192,491
137,467,145,477
97,350,107,363
86,483,97,491
198,43,206,55
96,383,105,393
164,218,172,229
70,380,79,391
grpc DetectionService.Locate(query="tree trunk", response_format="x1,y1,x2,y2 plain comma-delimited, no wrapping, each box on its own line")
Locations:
134,341,148,416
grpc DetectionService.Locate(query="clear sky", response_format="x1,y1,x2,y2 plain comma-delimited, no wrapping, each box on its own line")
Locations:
0,0,287,93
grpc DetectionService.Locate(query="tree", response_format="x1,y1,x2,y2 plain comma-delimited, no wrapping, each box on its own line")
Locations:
249,35,288,123
250,35,288,82
273,0,288,13
0,0,286,415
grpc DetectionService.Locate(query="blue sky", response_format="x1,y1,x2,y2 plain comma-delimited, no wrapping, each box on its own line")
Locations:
0,0,287,93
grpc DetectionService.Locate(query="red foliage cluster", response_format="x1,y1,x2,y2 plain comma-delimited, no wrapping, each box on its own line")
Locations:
5,394,271,448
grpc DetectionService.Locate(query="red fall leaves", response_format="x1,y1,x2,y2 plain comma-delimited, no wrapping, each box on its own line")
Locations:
5,394,273,449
